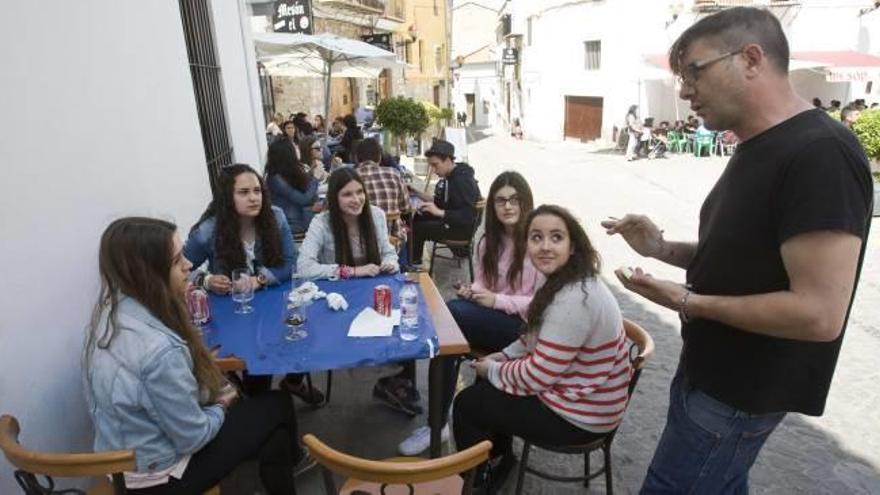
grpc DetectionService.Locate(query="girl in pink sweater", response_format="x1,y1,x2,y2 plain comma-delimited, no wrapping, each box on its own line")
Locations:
397,171,544,456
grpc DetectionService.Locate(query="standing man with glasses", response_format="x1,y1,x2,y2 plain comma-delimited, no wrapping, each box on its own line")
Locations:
602,7,873,493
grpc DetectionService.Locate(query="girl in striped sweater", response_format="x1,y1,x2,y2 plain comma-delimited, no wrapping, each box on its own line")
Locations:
453,204,632,491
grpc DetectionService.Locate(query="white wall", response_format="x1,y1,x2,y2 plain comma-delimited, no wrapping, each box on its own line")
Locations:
213,0,270,168
518,0,675,142
0,2,221,491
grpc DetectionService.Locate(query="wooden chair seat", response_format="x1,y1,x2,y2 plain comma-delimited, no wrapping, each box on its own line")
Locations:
340,457,464,494
303,434,491,495
2,414,221,495
514,319,654,495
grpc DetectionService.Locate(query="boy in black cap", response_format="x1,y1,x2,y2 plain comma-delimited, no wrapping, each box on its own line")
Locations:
408,139,480,268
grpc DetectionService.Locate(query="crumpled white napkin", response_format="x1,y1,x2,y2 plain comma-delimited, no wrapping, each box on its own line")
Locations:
289,282,319,304
326,292,348,311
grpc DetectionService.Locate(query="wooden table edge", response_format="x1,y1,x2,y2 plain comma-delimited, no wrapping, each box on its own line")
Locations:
418,272,469,356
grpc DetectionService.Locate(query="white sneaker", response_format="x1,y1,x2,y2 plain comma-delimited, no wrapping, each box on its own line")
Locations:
398,424,450,456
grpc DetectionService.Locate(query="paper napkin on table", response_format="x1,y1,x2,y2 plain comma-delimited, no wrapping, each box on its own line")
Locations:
326,292,348,311
348,308,401,338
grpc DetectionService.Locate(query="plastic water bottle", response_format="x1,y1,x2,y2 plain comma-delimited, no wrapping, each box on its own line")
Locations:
399,281,419,341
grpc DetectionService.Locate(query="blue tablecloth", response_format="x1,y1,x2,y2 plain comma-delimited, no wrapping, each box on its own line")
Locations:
203,275,439,375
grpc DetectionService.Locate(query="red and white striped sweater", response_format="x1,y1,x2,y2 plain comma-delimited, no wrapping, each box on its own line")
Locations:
487,277,632,433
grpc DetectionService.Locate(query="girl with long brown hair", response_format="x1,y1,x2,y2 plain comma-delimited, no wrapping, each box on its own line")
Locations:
296,167,398,279
396,171,544,455
453,205,632,491
83,217,307,494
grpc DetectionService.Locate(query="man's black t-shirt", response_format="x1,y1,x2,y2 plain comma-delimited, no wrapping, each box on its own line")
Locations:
683,109,873,416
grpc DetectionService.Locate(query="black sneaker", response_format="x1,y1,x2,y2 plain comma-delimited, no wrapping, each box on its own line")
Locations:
488,453,517,492
372,378,423,416
280,375,326,406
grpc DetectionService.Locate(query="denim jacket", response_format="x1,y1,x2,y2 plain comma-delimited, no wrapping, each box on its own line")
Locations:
266,173,318,235
297,205,398,279
83,297,225,473
183,205,297,284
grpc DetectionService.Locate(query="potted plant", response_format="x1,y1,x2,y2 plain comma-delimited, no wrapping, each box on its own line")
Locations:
851,108,880,216
375,96,430,157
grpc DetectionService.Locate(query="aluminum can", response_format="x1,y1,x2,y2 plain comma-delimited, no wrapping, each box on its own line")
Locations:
374,285,392,316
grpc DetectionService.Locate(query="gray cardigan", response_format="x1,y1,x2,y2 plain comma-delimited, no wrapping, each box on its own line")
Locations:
296,205,399,279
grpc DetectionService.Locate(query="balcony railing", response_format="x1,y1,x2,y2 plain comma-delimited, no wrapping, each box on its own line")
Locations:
694,0,800,12
317,0,385,15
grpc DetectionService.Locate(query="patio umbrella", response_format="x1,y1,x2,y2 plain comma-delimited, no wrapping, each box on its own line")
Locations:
253,32,403,124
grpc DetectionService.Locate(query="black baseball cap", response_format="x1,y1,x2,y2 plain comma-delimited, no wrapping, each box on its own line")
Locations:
424,139,455,160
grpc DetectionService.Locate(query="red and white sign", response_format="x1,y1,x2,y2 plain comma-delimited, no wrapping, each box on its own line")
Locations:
826,68,880,83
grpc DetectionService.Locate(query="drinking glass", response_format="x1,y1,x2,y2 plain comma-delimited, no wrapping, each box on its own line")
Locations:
185,284,211,335
285,272,316,341
231,269,254,314
285,297,310,341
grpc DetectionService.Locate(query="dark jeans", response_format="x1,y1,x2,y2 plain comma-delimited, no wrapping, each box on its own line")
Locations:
411,216,469,264
640,369,785,494
242,372,307,396
128,391,301,495
453,381,604,460
438,299,524,426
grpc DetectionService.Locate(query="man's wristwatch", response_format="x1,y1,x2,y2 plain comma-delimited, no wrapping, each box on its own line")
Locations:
255,273,269,289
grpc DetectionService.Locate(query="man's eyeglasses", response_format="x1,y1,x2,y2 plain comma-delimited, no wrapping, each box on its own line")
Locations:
677,48,743,86
494,195,520,207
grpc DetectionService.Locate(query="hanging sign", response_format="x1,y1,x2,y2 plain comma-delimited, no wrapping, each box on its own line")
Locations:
502,48,518,65
273,0,313,35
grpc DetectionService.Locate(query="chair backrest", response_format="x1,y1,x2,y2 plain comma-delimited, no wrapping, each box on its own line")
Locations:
0,414,135,493
471,198,487,237
622,319,654,400
303,434,491,490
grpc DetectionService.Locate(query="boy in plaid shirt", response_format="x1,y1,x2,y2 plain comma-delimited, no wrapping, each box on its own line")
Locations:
354,139,412,244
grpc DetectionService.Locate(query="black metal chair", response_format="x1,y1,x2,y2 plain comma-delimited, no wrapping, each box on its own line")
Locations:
428,199,486,283
513,319,655,495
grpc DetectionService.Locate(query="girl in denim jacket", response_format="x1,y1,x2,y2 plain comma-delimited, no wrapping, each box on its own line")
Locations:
83,217,307,494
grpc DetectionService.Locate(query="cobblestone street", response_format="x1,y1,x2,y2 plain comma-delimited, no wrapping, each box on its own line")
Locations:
457,129,880,493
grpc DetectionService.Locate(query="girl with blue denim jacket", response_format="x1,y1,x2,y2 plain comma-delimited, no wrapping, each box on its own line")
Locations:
83,217,306,494
184,164,323,405
184,164,296,294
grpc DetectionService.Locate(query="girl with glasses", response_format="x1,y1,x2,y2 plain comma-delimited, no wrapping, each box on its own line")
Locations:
396,171,545,456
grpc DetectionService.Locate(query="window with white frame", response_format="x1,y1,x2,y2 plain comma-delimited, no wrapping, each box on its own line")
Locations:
584,40,601,70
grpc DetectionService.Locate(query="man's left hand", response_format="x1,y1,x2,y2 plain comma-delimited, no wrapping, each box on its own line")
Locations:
614,267,688,311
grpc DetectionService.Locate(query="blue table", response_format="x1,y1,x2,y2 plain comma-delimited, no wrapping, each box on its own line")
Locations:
206,272,468,458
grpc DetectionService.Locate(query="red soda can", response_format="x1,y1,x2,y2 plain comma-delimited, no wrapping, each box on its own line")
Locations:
374,285,392,316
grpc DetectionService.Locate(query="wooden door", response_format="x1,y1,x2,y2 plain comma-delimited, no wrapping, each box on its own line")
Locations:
564,96,603,141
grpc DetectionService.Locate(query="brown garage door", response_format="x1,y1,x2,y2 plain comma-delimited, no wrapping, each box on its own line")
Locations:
564,96,603,141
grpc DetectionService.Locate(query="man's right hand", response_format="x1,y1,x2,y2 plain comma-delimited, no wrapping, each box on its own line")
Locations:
601,214,666,259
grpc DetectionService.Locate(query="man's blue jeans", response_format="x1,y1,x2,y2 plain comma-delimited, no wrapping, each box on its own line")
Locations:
641,369,785,494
